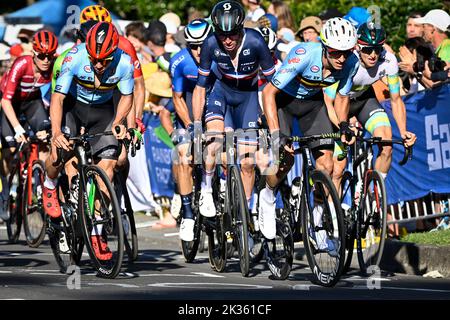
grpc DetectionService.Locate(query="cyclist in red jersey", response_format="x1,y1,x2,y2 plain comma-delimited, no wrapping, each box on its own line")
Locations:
1,30,57,174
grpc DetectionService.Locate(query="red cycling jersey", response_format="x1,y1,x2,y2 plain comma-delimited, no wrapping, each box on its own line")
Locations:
0,55,52,103
119,36,143,79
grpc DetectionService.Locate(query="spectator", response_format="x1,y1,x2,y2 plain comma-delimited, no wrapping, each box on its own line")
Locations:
145,20,173,73
406,12,424,39
343,6,371,29
243,0,266,22
414,9,450,63
318,8,343,24
188,8,205,22
159,12,182,53
267,0,295,33
296,16,322,43
398,37,430,94
258,13,278,33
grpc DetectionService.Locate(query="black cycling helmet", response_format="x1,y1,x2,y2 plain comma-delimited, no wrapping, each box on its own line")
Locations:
357,22,386,46
211,0,245,35
77,20,97,43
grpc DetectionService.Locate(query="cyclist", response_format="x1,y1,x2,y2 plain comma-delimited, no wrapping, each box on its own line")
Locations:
192,0,276,219
259,18,359,251
325,22,417,193
43,22,134,260
80,5,145,134
1,30,57,177
159,19,213,241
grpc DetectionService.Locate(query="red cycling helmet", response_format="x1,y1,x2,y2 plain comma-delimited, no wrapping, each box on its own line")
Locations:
32,30,58,54
86,21,119,59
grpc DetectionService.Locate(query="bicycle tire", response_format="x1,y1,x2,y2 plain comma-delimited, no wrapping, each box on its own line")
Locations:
301,170,345,287
6,163,22,244
207,216,227,272
228,165,250,277
340,170,355,274
266,218,294,280
357,170,387,275
23,160,47,248
79,165,124,279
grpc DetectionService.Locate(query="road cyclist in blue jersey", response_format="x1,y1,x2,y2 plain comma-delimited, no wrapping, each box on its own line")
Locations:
43,21,134,260
192,0,276,222
159,19,213,241
260,17,359,254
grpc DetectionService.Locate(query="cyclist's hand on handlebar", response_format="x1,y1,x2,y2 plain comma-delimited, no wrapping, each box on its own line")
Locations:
401,131,416,147
339,121,356,145
113,124,127,140
14,125,27,144
271,130,293,153
52,130,70,151
135,117,146,134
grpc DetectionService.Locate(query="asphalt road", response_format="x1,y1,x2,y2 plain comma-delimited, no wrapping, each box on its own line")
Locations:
1,214,450,301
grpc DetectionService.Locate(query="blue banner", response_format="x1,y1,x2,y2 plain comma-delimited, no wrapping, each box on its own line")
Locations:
383,84,450,204
143,112,175,198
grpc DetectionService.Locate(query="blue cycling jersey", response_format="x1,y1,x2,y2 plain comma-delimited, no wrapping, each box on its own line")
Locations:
170,48,199,94
272,42,359,99
54,44,134,105
197,28,276,90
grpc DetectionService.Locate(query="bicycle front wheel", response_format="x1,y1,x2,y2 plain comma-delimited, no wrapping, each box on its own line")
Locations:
228,165,249,277
357,170,387,275
301,170,345,287
23,160,47,248
79,165,124,279
266,218,294,280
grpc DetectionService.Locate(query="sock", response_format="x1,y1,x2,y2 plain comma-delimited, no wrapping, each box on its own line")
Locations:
201,169,215,191
44,175,57,190
263,182,275,202
181,193,194,220
91,215,103,236
380,172,387,180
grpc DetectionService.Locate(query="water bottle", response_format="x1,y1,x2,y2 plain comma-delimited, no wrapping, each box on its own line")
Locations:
70,175,79,209
354,180,363,207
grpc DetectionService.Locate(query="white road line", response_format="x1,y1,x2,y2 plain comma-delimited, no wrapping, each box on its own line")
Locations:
30,273,63,276
0,226,6,230
191,272,225,278
0,271,13,274
381,286,450,293
136,221,159,228
164,232,179,237
148,282,273,289
87,283,140,288
346,276,391,282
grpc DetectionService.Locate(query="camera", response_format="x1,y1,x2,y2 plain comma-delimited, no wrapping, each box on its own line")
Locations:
428,55,447,73
413,45,446,73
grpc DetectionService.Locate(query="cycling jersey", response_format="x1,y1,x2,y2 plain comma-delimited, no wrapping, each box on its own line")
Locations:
324,50,400,99
52,48,71,92
54,44,134,105
119,35,143,78
170,48,200,95
272,42,359,99
197,28,276,91
1,55,52,102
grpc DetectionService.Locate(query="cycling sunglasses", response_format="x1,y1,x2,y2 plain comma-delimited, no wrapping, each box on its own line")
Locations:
360,45,383,55
326,47,352,59
34,51,55,61
216,31,240,41
88,55,114,66
189,44,201,50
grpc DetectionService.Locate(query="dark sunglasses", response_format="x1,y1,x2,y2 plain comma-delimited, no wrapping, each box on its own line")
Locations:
326,48,352,59
88,55,114,66
360,45,383,55
189,44,201,50
216,31,240,41
34,51,55,61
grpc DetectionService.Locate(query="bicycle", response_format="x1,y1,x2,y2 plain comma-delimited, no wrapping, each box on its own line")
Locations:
339,131,412,275
283,132,346,287
50,128,124,278
6,132,49,248
113,128,143,263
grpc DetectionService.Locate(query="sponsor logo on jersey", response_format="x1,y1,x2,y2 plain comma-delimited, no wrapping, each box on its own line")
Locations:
63,56,72,63
134,60,141,69
288,57,300,64
310,65,320,73
214,49,221,57
214,100,222,106
70,47,78,54
272,79,281,86
55,85,62,91
279,67,296,74
243,49,250,56
248,122,256,128
109,77,119,82
84,65,91,73
295,48,306,55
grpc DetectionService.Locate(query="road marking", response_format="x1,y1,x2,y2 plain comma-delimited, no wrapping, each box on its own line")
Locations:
136,221,159,228
380,286,450,293
88,283,140,288
191,272,225,278
30,273,63,276
148,282,273,289
0,271,12,274
346,276,391,282
164,232,179,237
0,226,6,230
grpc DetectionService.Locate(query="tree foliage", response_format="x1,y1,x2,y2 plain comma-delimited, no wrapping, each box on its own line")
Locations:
102,0,449,50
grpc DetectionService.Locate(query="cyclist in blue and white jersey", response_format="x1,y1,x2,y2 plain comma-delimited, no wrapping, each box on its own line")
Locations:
259,18,359,253
192,1,276,219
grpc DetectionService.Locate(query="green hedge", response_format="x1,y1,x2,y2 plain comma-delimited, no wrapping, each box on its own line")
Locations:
104,0,448,51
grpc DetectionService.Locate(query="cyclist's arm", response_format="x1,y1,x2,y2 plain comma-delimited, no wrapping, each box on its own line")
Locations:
134,75,145,119
193,85,206,122
257,36,276,81
1,59,26,130
323,83,340,128
126,103,137,129
49,92,66,136
173,92,192,127
387,75,407,135
193,39,212,122
1,98,21,130
261,82,280,133
334,55,358,123
159,106,174,136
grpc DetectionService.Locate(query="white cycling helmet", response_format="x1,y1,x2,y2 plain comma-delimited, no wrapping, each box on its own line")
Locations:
184,19,212,45
320,17,357,51
257,27,277,51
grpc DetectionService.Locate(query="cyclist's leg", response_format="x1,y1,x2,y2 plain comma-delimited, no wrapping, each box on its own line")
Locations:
200,83,226,218
358,98,392,177
1,102,18,176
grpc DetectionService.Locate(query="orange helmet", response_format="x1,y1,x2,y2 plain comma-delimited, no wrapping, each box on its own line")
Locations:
86,22,119,60
80,5,112,24
32,30,58,54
